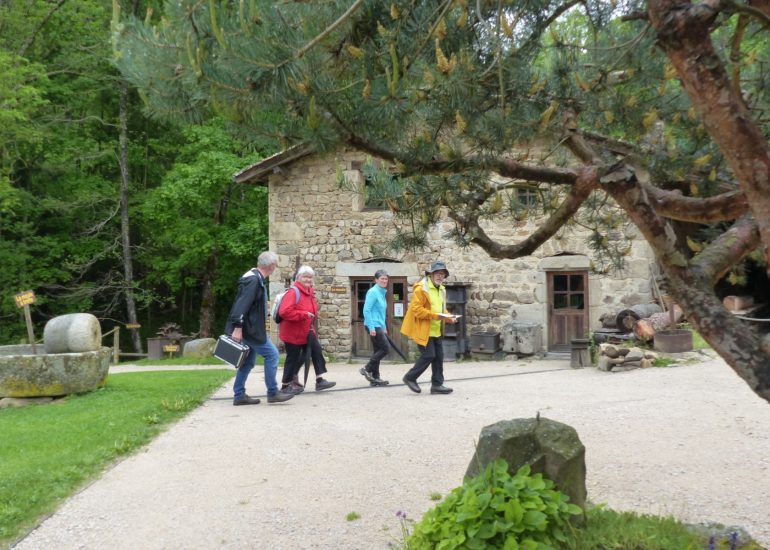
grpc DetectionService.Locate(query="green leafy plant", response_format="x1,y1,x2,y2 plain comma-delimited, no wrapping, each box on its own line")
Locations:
346,511,361,521
406,459,582,549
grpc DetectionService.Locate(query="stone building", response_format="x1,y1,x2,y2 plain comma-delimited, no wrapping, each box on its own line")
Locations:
234,146,656,359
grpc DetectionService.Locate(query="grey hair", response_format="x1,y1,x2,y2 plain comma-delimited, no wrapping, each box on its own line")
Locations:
295,265,315,280
257,251,279,267
374,269,389,279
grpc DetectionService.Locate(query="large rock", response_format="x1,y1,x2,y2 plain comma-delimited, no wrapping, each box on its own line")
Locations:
0,345,111,397
43,313,102,353
183,338,216,358
466,418,587,511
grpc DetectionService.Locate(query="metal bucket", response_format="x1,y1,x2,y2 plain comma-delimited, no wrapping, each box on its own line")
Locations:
654,329,693,353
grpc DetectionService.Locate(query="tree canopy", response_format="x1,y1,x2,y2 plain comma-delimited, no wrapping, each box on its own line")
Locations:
0,0,268,346
115,0,770,402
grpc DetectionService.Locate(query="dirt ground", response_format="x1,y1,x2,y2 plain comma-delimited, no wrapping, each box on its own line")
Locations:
12,353,770,549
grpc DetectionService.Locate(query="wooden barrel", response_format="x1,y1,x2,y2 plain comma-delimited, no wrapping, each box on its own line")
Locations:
43,313,102,354
615,303,663,333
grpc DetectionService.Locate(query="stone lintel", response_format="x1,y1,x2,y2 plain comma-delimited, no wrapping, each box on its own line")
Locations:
537,254,590,271
335,262,419,278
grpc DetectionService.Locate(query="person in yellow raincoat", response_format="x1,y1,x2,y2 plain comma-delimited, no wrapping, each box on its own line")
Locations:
400,261,457,394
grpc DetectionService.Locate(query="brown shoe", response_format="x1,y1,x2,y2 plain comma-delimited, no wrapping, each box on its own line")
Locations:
233,394,261,406
267,391,294,403
315,378,336,391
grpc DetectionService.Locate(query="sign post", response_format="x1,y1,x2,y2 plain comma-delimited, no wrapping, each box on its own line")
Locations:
14,290,37,354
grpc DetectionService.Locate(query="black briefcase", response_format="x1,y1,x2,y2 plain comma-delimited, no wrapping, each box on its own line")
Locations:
214,335,250,368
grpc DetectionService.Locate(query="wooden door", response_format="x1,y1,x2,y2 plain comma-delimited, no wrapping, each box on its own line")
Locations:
547,271,589,351
351,277,408,358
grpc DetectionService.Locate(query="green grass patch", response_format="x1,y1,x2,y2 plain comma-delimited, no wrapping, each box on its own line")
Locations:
0,369,233,546
346,511,361,521
566,506,763,549
653,357,677,367
690,328,711,351
127,355,285,367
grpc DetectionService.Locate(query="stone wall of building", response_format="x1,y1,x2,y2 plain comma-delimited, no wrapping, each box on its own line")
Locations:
266,150,655,358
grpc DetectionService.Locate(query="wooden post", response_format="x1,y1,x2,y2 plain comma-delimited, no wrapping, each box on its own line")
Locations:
570,338,591,368
113,326,120,364
23,304,37,355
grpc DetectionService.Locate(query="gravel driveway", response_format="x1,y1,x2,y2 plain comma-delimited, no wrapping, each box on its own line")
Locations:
12,353,770,549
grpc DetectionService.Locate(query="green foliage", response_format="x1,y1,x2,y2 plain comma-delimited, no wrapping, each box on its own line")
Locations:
406,460,582,550
0,369,233,546
565,505,762,549
346,511,362,521
137,118,267,302
653,357,677,367
681,324,711,351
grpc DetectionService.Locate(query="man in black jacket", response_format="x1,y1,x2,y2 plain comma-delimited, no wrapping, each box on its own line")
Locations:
226,251,293,405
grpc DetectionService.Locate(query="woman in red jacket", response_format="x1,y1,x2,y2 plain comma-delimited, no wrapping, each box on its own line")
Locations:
278,265,334,393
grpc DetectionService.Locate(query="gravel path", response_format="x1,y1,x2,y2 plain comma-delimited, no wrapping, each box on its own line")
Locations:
12,354,770,549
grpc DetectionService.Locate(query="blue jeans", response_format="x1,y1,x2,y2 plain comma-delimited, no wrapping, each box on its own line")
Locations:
233,337,279,398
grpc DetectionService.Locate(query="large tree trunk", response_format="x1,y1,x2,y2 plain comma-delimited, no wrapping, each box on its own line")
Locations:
118,79,142,354
197,193,231,338
647,0,770,278
198,254,217,338
601,169,770,403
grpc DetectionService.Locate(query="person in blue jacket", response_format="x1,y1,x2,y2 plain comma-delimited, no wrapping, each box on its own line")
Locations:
359,269,390,386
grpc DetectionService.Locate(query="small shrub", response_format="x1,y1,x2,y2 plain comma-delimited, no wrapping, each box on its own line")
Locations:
429,492,442,502
346,511,361,521
406,459,582,549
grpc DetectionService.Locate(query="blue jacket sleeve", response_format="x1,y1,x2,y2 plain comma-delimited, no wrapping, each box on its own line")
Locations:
363,287,378,331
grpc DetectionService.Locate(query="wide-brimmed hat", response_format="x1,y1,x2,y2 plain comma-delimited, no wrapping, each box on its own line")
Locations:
425,261,449,277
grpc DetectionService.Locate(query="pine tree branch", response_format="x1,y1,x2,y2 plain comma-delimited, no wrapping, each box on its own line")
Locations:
644,185,748,222
275,0,365,69
691,214,760,284
459,167,596,259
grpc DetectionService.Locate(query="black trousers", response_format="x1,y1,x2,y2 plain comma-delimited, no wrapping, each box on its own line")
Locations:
283,336,327,384
309,335,328,376
403,336,444,387
364,328,390,378
282,342,307,384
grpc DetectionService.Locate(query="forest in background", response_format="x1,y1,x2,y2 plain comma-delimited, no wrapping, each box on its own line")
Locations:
0,0,274,352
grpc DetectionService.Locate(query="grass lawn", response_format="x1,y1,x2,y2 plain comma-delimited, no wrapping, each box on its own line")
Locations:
0,369,233,547
126,354,286,367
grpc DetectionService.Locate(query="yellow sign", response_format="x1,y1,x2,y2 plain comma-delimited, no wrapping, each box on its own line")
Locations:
163,344,180,353
125,323,141,329
14,290,36,308
329,286,348,293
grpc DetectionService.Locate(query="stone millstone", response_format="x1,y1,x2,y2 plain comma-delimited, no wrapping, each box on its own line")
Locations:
466,417,587,512
183,338,217,358
0,346,111,397
44,313,102,354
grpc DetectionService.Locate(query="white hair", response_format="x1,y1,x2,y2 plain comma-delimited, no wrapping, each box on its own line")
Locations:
295,265,315,280
257,251,279,267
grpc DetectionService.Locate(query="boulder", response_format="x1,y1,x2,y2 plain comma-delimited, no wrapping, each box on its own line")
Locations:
183,338,217,358
466,418,587,512
43,313,102,354
0,345,111,397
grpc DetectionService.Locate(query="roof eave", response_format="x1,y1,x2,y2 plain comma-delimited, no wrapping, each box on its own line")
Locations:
233,143,316,185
